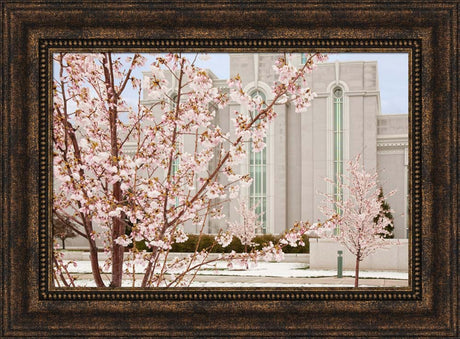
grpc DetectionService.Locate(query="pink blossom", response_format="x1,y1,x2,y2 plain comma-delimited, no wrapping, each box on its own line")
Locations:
114,235,132,247
261,242,285,262
215,231,233,248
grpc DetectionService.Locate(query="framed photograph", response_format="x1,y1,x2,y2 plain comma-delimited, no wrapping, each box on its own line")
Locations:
1,1,457,337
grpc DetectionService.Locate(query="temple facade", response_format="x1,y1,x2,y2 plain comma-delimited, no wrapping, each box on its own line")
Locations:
63,54,408,249
199,54,409,239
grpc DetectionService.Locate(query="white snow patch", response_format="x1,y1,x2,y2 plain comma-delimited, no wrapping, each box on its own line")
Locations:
67,260,408,280
72,279,372,288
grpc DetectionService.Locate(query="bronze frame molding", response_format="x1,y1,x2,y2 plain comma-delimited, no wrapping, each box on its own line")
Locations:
2,1,458,337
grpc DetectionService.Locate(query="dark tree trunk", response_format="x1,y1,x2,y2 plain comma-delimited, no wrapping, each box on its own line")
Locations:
61,238,65,250
102,52,125,288
141,248,159,287
111,181,124,287
354,255,360,288
142,261,153,287
88,238,105,287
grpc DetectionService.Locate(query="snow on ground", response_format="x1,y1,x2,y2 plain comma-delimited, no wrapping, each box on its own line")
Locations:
67,260,408,280
194,262,408,280
73,279,367,288
188,282,367,288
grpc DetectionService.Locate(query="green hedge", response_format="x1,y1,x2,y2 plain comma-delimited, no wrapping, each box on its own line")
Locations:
132,234,309,254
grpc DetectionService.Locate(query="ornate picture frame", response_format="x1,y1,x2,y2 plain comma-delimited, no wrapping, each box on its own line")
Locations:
1,1,457,336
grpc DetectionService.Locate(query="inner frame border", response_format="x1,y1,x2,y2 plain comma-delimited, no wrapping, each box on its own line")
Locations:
38,38,421,301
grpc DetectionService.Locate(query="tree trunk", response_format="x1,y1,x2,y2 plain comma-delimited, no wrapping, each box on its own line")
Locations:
88,238,105,287
111,191,124,287
141,247,159,287
354,255,360,288
102,52,125,288
61,238,65,250
141,261,153,287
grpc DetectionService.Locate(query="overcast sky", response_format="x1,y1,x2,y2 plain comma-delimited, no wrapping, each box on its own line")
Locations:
327,53,408,114
129,52,408,115
57,53,408,115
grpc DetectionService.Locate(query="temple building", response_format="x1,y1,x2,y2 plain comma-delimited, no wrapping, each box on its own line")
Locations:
63,54,408,249
172,54,409,239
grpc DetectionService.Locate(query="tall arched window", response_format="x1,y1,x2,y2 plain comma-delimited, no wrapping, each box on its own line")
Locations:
333,86,344,215
301,53,307,64
249,90,267,233
170,94,180,207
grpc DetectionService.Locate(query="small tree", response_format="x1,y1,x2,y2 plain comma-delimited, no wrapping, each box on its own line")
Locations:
53,215,77,249
374,188,394,239
316,154,395,287
228,200,261,253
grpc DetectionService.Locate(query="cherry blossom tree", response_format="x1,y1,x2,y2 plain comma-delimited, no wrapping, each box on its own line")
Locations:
227,200,261,253
53,52,326,287
314,154,395,287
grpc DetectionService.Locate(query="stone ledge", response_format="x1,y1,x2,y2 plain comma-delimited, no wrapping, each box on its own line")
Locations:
309,238,408,272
